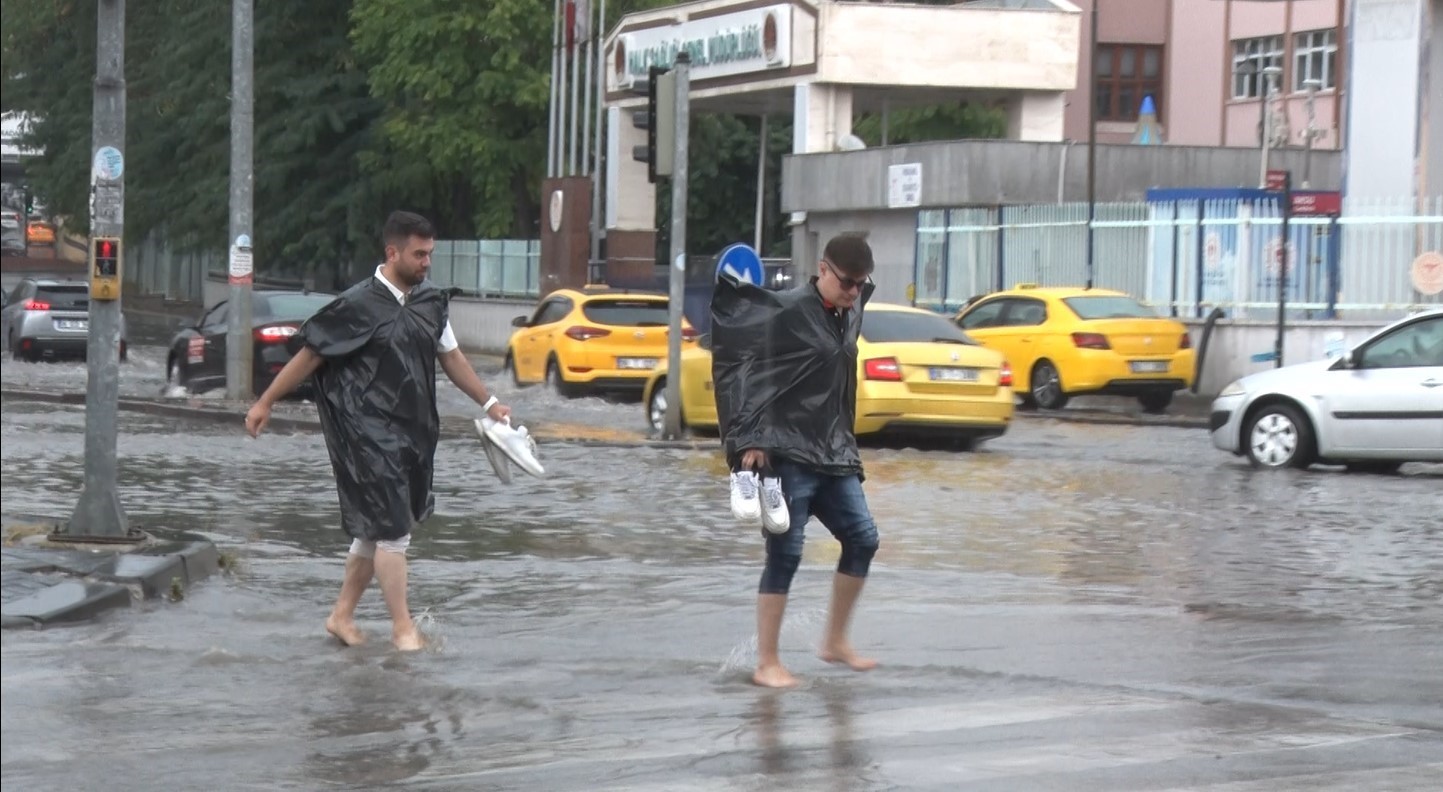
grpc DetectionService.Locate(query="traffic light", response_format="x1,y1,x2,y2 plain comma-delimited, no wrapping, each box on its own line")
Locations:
91,237,122,300
24,191,33,216
630,65,676,183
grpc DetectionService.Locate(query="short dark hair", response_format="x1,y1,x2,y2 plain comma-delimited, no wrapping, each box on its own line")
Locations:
823,234,874,277
383,211,435,248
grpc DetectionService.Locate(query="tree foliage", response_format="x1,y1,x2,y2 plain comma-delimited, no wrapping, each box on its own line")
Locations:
2,0,1006,281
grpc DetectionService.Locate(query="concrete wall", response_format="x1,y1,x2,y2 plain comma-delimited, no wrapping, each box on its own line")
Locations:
1181,317,1391,396
1344,0,1426,200
794,210,920,304
781,139,1343,213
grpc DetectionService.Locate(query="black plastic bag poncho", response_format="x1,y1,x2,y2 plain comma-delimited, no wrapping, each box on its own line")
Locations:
293,276,449,542
710,274,876,477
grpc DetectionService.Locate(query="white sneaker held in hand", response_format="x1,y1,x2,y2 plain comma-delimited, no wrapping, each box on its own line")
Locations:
760,477,789,534
730,471,761,521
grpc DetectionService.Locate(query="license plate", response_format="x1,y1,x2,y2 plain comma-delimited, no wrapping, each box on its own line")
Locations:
1130,360,1170,374
617,357,657,370
54,319,88,331
929,367,979,382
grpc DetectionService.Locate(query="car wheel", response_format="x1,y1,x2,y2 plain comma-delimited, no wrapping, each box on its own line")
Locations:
504,350,523,387
546,357,573,398
1138,389,1173,414
1244,403,1315,469
647,380,675,432
1029,360,1068,410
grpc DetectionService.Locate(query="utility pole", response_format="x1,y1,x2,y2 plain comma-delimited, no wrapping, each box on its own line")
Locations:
1275,169,1291,369
65,0,130,540
225,0,255,401
1085,0,1098,290
663,51,690,440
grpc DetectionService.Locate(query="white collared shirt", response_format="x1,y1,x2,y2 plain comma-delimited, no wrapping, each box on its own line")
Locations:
374,265,459,354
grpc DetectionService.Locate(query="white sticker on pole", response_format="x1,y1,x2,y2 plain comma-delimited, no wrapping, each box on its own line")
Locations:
92,146,124,182
674,253,686,271
229,234,254,284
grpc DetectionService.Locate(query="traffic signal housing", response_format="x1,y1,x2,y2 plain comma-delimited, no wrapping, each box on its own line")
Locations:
90,237,122,300
630,65,676,183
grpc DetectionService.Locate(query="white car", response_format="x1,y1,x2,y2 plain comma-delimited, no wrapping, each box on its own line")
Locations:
1209,307,1443,471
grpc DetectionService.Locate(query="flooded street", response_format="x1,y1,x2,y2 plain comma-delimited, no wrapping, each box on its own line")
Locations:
2,383,1440,790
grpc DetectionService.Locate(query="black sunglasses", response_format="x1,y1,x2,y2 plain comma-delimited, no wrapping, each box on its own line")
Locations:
822,259,870,291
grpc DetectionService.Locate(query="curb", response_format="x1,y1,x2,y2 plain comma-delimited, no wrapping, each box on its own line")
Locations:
2,516,222,629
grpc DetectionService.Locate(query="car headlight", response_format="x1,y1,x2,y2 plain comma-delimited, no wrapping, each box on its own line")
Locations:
1218,380,1247,397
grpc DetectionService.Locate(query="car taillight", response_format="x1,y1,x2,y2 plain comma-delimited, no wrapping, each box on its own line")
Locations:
254,325,299,343
864,357,902,381
1072,332,1110,350
565,325,611,341
1180,331,1192,349
22,299,51,311
999,361,1013,387
681,326,699,341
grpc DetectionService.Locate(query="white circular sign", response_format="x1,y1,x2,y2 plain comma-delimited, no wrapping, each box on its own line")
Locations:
549,190,564,233
1264,238,1296,276
1204,232,1221,271
93,146,124,181
1410,251,1443,296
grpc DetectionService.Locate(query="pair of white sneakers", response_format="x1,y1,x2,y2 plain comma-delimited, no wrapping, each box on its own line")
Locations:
730,471,790,534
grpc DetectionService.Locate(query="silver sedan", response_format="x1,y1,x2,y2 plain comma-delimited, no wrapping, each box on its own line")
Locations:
1210,307,1443,471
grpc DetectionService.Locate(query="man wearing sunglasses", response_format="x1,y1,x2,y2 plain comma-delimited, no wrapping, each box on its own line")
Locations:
711,233,882,689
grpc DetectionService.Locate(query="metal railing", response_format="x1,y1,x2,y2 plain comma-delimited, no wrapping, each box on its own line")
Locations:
429,239,541,299
916,197,1443,320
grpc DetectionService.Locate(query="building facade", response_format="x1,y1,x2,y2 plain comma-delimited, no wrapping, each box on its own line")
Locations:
1063,0,1348,160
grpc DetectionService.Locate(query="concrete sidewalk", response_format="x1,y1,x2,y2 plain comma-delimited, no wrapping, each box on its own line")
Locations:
1,515,221,629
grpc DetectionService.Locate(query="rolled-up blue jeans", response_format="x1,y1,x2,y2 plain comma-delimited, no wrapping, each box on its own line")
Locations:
758,459,881,595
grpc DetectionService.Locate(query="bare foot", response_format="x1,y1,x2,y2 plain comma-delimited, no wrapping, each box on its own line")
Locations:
819,644,878,671
325,616,366,647
752,663,800,689
392,628,425,652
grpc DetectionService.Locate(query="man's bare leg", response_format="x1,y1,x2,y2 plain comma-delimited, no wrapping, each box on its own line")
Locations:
754,593,799,688
819,572,877,671
325,554,373,646
373,548,422,651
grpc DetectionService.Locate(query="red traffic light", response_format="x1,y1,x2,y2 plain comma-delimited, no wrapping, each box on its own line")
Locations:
96,239,115,258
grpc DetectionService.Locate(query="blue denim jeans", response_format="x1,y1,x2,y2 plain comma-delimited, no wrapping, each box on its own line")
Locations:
758,459,881,595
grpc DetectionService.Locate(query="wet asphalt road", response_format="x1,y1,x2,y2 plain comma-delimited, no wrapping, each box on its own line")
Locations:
2,363,1441,792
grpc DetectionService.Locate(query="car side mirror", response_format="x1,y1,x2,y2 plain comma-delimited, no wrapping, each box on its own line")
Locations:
511,315,528,328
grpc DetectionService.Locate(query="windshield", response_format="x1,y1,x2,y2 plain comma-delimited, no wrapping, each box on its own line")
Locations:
258,294,335,322
862,310,978,345
36,285,90,310
1062,295,1160,320
582,299,670,327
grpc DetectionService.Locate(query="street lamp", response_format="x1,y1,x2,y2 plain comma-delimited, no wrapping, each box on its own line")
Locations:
1300,77,1325,188
1258,64,1283,188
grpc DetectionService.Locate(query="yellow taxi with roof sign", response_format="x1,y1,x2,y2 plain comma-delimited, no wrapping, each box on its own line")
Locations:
952,285,1195,412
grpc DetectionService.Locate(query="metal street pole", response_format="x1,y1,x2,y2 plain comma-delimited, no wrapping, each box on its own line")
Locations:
1085,0,1098,290
66,0,129,539
589,0,606,263
754,114,768,252
547,0,561,178
1275,169,1291,369
226,0,255,401
663,51,690,441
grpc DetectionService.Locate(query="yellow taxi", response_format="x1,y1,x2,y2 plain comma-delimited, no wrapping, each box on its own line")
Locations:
505,288,698,397
953,285,1195,412
640,302,1015,447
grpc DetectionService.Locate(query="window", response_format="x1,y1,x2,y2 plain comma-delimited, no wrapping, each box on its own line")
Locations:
1062,295,1159,320
1233,36,1284,99
259,294,335,322
1002,299,1048,327
581,299,670,327
1095,44,1164,122
957,299,1007,330
1293,29,1337,92
1357,317,1443,369
862,311,978,345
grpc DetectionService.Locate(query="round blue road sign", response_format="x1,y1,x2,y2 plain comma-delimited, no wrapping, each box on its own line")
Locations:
715,243,764,286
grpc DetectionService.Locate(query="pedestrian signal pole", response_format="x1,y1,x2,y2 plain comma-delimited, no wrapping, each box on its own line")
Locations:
663,51,690,440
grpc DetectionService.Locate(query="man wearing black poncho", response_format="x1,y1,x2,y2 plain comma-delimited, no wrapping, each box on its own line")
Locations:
245,211,512,651
711,234,883,688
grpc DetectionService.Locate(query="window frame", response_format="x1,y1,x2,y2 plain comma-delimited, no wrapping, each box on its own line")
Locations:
1232,35,1285,100
1094,43,1165,123
1292,29,1337,93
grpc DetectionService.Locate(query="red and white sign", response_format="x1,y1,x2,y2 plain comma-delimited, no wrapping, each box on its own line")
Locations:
1289,191,1342,216
1265,169,1290,192
187,336,205,365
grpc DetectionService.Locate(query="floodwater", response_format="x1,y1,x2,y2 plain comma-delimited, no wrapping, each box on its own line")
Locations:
2,394,1441,791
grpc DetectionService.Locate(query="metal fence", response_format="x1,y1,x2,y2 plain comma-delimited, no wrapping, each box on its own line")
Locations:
430,239,541,299
123,229,216,303
916,198,1443,320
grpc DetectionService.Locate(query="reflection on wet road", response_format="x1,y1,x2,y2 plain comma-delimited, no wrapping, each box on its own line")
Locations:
3,325,1442,789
